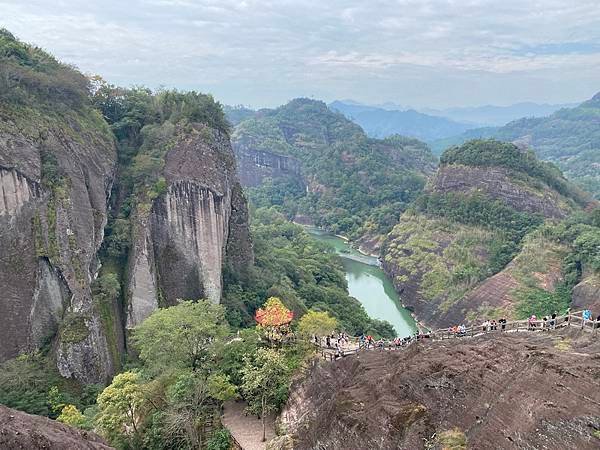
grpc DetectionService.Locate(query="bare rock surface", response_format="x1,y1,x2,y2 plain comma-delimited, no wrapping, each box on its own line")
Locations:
431,165,575,218
233,144,303,188
126,125,252,327
0,110,118,384
280,330,600,450
0,405,112,449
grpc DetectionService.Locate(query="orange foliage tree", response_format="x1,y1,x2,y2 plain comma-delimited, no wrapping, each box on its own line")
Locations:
255,297,294,343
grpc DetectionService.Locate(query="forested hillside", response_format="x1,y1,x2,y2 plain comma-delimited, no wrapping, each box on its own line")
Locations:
430,92,600,198
382,139,598,328
232,98,436,251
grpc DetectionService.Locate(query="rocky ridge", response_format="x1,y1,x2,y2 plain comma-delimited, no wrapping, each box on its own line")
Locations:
278,330,600,450
126,124,252,328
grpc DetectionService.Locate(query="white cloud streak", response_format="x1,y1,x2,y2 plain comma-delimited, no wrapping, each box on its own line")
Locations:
0,0,599,107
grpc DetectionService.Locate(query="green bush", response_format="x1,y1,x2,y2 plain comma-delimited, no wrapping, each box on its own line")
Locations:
206,428,232,450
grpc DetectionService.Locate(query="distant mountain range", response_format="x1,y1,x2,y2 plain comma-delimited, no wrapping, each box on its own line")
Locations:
430,92,600,198
329,100,577,142
328,101,474,142
421,102,577,127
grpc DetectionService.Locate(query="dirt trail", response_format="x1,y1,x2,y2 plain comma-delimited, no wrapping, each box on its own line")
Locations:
222,400,276,450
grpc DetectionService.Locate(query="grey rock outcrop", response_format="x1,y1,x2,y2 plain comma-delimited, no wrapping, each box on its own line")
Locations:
233,145,303,188
571,270,600,313
126,125,252,328
431,165,574,218
0,111,118,384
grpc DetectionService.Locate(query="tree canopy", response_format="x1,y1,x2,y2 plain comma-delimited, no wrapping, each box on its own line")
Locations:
131,300,229,375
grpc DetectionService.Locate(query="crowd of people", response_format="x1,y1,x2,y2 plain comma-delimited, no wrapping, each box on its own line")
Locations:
445,309,600,337
315,309,600,359
316,331,433,357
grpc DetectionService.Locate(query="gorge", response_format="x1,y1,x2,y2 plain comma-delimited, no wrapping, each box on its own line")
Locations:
307,228,417,337
1,27,600,450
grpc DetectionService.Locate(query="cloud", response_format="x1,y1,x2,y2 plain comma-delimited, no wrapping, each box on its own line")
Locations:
0,0,599,107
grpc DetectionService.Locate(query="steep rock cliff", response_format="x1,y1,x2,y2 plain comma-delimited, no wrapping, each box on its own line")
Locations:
0,109,117,384
126,125,252,328
233,145,303,188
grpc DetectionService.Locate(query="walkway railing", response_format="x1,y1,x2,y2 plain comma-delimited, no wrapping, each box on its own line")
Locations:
318,310,599,361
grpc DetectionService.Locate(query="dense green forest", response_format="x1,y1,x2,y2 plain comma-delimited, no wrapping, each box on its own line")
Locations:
233,98,436,241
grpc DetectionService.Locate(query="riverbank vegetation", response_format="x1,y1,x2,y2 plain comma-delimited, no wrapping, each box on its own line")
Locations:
224,207,395,338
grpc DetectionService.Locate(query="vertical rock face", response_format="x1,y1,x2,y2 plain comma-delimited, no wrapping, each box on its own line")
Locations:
152,181,228,304
0,167,48,360
0,168,40,216
126,125,252,328
233,145,303,187
0,113,118,384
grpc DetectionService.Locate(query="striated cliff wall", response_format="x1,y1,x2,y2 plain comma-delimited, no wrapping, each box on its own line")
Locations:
431,165,574,219
0,111,118,384
126,125,252,329
233,144,303,187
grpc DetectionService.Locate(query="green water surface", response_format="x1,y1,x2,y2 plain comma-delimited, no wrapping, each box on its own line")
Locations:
307,228,417,337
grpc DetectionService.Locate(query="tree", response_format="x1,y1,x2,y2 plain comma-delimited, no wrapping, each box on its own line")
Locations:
132,300,229,375
57,404,86,428
255,297,294,343
96,371,147,445
161,371,237,448
297,310,337,338
241,348,290,442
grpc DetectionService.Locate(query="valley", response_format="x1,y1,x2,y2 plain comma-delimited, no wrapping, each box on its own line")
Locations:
307,228,417,337
0,26,599,450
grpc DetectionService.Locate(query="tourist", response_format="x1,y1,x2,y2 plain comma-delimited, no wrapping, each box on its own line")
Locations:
326,336,331,348
528,315,537,329
583,309,592,325
482,320,490,332
550,312,557,329
499,317,507,331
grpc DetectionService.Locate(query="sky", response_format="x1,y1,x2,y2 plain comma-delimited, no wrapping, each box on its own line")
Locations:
1,0,600,109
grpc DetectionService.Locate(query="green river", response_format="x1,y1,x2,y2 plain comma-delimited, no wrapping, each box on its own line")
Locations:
307,228,417,337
